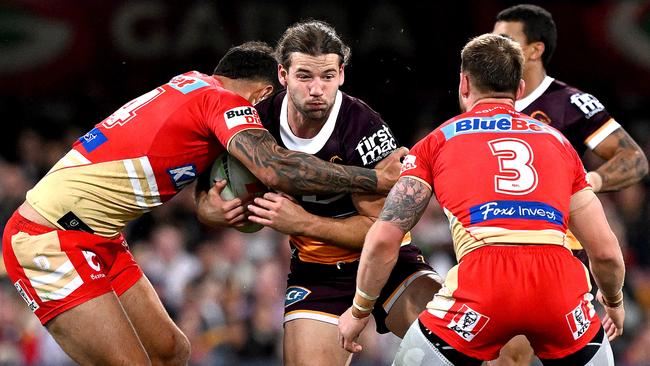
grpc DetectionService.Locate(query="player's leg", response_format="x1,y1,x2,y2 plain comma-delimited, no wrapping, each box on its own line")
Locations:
284,319,352,366
3,214,151,365
392,319,483,366
385,274,442,337
118,274,191,365
537,326,613,366
526,246,604,365
46,291,151,365
379,244,442,338
489,335,535,366
282,257,359,366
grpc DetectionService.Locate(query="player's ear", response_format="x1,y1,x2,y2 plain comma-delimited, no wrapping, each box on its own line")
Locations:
260,84,274,102
278,64,288,88
252,84,274,105
528,41,545,63
515,79,526,101
459,72,470,97
339,64,345,86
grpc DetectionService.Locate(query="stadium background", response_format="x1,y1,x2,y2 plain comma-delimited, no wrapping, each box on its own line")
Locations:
1,0,650,364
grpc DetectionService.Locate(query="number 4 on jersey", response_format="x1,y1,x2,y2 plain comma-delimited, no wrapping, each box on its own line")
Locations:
102,87,165,128
488,138,538,195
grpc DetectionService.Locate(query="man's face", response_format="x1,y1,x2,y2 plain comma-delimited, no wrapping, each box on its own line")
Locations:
493,21,533,64
280,52,344,121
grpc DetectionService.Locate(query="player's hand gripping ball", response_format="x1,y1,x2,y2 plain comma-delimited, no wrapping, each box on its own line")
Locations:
210,153,268,233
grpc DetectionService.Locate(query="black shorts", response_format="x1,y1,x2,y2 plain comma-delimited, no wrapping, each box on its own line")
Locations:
284,244,440,334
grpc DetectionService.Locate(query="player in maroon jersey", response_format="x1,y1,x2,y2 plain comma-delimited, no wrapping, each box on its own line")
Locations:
242,21,442,366
2,42,405,365
491,4,647,365
493,4,647,194
338,34,624,366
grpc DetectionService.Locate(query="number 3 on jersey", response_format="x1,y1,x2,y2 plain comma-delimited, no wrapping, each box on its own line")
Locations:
488,138,538,195
102,87,165,128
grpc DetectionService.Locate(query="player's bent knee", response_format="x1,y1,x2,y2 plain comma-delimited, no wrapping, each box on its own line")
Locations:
393,320,483,366
150,329,191,365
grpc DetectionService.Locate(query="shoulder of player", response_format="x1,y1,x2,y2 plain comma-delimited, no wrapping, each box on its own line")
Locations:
548,79,606,107
338,91,384,126
546,78,582,97
254,90,285,129
409,116,454,150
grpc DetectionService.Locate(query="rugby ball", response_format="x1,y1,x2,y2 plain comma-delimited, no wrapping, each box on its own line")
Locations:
210,152,268,233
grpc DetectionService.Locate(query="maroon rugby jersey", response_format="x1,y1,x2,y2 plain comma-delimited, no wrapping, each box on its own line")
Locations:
516,76,619,156
256,90,409,264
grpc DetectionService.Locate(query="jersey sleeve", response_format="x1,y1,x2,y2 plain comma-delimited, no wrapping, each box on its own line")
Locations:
566,141,590,194
399,132,439,190
201,91,266,151
344,104,399,169
566,90,618,150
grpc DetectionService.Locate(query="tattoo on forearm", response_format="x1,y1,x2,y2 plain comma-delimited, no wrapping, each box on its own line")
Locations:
230,129,377,194
379,177,432,231
597,129,649,191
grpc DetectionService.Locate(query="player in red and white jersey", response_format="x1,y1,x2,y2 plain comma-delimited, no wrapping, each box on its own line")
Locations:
2,42,404,365
338,34,625,366
492,5,647,364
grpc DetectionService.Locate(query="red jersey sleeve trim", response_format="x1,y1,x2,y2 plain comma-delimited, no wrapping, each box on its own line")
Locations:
401,175,433,192
225,125,267,152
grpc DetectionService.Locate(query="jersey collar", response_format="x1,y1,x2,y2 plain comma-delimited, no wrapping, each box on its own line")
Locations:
279,90,342,154
515,76,555,111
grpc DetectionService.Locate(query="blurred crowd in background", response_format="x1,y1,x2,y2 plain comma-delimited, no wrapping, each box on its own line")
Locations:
2,1,650,365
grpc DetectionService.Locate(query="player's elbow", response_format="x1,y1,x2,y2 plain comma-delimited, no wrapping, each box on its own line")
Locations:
372,237,401,254
364,222,404,257
588,232,623,264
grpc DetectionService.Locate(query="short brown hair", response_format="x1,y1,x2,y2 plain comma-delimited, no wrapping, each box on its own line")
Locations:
461,33,524,96
275,20,351,68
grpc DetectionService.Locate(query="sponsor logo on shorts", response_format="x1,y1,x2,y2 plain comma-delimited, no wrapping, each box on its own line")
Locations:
355,125,397,166
224,106,261,129
469,200,563,226
83,250,106,280
570,93,605,119
447,304,489,342
78,127,108,153
90,273,106,280
82,250,101,272
14,279,39,312
566,298,595,340
167,164,197,190
400,155,417,173
285,286,311,308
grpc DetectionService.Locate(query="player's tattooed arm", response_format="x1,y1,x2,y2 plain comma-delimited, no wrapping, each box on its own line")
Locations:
229,129,401,195
379,177,432,232
591,128,648,192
